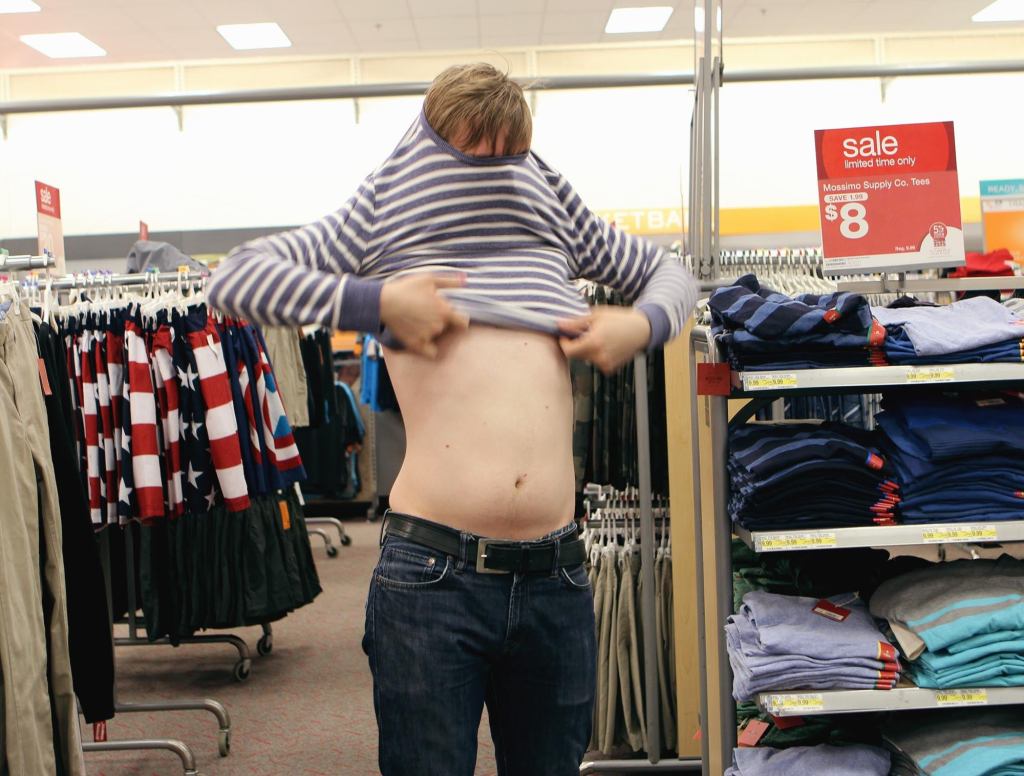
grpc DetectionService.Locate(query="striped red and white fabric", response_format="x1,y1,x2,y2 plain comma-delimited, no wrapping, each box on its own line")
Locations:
79,330,103,525
255,335,303,474
151,327,185,518
125,319,165,520
235,349,264,473
94,337,118,525
187,321,250,512
105,329,125,491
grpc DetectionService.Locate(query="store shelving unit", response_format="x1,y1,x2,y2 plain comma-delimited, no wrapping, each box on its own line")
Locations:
689,322,1024,774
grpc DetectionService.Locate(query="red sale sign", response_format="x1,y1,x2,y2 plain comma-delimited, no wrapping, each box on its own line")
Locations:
35,180,66,275
814,122,965,274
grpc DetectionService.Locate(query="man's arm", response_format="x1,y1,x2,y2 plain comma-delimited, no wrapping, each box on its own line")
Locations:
541,162,698,372
207,176,469,356
207,177,381,332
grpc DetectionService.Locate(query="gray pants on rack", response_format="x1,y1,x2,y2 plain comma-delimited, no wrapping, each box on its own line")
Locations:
0,301,85,775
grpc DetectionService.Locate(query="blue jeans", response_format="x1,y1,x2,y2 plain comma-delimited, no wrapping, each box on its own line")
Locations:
362,522,597,776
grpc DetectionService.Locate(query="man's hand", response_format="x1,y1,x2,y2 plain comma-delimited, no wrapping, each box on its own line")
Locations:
558,307,652,374
380,273,470,358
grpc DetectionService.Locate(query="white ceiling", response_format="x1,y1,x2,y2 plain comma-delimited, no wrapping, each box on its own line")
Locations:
0,0,1018,69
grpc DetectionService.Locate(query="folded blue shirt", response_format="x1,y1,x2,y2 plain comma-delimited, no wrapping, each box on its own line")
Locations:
873,297,1024,357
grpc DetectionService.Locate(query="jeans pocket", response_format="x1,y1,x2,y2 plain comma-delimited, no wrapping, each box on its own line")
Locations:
559,562,592,591
375,542,452,590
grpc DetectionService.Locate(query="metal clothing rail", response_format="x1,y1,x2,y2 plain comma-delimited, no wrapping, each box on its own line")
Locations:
578,353,701,774
2,61,1024,117
43,269,207,289
0,253,55,270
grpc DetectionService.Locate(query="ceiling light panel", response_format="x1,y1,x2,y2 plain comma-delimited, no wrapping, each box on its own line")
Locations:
20,32,106,58
605,6,674,34
0,0,40,12
972,0,1024,22
217,22,292,50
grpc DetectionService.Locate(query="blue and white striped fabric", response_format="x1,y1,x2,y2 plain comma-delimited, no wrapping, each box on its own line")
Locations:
207,110,697,348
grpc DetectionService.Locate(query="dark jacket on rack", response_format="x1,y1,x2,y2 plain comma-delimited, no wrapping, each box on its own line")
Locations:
36,322,115,723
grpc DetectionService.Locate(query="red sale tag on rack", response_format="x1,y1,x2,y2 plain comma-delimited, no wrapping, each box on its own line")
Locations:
814,122,965,274
35,180,66,275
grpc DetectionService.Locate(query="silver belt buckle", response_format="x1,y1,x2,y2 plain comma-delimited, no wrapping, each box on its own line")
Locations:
475,538,508,574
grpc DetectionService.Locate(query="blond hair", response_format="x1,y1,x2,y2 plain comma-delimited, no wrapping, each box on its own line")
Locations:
423,63,532,154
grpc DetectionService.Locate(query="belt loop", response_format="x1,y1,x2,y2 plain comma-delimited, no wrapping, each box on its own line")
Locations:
379,510,391,548
550,538,561,578
457,531,468,572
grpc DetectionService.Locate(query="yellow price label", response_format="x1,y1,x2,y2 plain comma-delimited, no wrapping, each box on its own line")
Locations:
757,532,838,552
744,373,799,391
766,693,825,713
936,689,988,706
921,525,998,544
906,368,956,383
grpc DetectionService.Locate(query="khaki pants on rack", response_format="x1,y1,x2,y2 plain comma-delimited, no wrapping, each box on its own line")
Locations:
0,302,84,776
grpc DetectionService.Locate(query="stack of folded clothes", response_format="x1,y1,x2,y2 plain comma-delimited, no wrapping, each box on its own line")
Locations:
709,275,1024,370
727,591,901,701
876,393,1024,524
709,274,884,370
886,708,1024,775
875,296,1024,366
725,744,891,776
729,423,899,530
869,557,1024,689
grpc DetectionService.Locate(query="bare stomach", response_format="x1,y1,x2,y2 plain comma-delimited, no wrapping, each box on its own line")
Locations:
385,325,576,540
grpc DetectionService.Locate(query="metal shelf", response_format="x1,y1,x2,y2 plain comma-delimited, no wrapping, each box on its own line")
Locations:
758,685,1024,717
736,521,1024,553
733,363,1024,397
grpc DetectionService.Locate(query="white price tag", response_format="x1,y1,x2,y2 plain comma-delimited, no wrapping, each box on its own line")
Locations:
765,693,825,713
906,367,956,383
756,532,838,552
936,689,988,706
743,373,798,391
921,525,998,544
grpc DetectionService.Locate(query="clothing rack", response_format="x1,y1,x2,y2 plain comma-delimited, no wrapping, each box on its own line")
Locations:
579,353,701,774
0,252,55,271
45,268,234,775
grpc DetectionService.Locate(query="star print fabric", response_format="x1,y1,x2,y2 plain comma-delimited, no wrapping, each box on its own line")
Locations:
60,302,301,524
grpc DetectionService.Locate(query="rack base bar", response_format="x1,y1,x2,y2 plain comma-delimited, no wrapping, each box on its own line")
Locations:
758,686,1024,717
116,698,230,733
306,516,352,547
83,738,198,776
115,632,250,661
307,527,338,556
579,758,702,773
736,520,1024,553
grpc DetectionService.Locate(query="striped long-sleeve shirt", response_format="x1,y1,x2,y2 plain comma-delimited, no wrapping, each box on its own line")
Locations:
207,110,697,348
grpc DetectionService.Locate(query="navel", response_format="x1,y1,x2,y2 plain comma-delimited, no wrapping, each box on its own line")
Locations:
514,474,527,489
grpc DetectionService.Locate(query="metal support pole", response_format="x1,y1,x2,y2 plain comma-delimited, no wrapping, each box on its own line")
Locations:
634,352,661,761
709,385,735,769
689,334,711,775
82,739,198,776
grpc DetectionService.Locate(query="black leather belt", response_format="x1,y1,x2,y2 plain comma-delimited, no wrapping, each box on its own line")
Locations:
383,512,586,574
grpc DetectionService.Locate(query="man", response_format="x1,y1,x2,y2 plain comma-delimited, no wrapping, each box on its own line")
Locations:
208,62,696,775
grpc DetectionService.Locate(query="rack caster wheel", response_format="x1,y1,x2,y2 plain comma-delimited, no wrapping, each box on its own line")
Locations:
257,634,273,656
326,545,339,558
218,730,231,757
340,534,352,546
233,659,252,682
